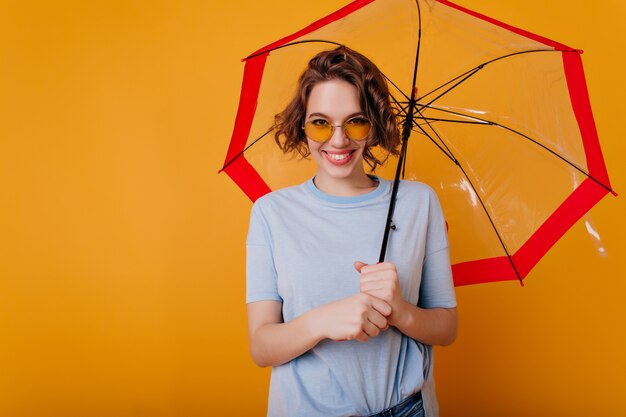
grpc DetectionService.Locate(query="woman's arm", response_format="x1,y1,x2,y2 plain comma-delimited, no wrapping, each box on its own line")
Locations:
247,293,392,368
392,303,457,346
247,300,321,368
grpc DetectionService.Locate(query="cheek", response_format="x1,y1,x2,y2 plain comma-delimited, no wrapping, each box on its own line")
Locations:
306,139,321,155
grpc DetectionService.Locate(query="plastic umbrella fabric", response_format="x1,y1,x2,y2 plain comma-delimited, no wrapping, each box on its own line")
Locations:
220,0,615,286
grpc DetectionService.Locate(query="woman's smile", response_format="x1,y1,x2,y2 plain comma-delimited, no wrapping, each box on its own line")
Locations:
322,149,357,165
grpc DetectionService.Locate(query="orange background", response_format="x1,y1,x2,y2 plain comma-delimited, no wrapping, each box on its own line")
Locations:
1,1,624,416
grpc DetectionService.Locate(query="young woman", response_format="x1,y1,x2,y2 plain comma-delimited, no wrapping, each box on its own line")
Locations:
246,46,457,417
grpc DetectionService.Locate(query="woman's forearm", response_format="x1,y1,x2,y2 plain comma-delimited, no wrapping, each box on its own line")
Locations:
250,309,324,368
394,302,458,346
249,293,392,367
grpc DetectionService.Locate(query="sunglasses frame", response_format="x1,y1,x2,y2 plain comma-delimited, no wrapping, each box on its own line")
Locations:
302,117,371,143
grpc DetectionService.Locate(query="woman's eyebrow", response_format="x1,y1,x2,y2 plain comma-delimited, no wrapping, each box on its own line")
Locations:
307,112,329,119
307,112,365,120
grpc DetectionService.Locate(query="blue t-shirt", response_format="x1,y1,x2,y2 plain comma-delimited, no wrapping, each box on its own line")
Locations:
246,177,456,417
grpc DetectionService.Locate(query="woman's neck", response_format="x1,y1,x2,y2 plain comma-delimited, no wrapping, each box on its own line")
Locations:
312,172,378,197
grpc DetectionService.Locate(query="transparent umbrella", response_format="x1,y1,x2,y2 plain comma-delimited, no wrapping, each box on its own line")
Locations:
220,0,615,286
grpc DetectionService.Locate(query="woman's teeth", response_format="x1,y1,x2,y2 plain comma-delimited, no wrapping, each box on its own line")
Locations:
328,153,349,161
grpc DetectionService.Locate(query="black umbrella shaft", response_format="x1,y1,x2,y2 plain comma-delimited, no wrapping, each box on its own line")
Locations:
379,100,415,263
379,0,421,262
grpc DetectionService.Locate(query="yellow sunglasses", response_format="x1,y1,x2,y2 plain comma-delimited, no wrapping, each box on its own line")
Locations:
303,117,371,142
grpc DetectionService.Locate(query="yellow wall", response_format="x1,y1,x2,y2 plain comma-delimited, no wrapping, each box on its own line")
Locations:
1,1,624,416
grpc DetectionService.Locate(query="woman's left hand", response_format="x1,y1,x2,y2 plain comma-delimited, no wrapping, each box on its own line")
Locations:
354,261,407,327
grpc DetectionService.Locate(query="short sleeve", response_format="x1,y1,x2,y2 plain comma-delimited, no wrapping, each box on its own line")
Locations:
418,189,456,309
246,203,283,304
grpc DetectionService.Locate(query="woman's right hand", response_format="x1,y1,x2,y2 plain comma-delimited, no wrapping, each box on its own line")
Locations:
311,293,392,342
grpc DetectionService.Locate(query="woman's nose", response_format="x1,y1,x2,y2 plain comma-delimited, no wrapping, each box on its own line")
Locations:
328,124,349,147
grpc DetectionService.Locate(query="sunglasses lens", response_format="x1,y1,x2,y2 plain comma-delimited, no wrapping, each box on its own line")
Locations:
344,118,371,141
304,122,332,142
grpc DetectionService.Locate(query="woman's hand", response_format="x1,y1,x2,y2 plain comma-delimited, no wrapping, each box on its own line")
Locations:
355,261,406,327
312,292,391,342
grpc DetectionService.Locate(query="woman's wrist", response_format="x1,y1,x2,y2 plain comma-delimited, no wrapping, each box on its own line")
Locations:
302,306,327,344
391,300,417,330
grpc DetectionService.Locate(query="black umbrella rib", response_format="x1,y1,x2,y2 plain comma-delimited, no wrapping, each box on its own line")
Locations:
490,124,614,194
219,127,274,172
383,74,411,103
245,37,415,107
391,94,457,162
389,93,410,118
226,40,349,172
415,117,490,126
418,67,483,113
244,39,345,60
410,126,457,163
411,103,463,169
417,48,576,107
414,106,524,284
419,104,616,195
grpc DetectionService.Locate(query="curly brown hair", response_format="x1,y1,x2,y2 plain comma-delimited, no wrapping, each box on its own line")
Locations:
273,46,400,170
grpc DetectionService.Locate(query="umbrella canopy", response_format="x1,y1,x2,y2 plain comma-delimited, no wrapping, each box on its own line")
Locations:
220,0,615,286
